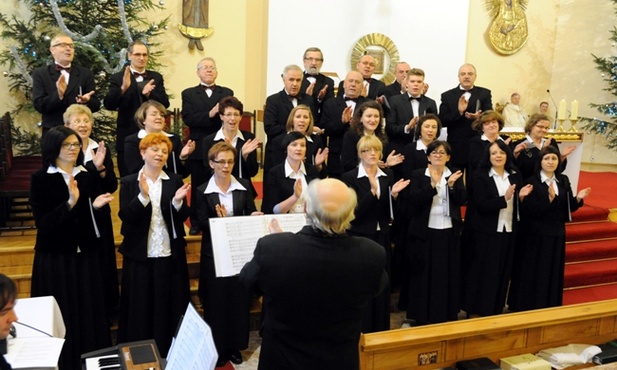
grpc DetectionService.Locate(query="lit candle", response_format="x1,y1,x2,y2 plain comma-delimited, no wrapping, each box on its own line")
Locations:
570,100,578,120
558,100,567,120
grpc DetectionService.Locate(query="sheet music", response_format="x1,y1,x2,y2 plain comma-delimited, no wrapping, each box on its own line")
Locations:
5,337,64,369
166,303,217,370
209,213,308,277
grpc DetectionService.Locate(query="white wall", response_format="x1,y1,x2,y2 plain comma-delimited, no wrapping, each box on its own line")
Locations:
266,0,470,103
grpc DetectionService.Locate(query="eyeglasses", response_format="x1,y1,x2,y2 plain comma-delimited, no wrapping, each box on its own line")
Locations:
131,53,148,58
223,113,241,118
199,66,217,71
304,57,323,62
534,124,550,131
69,119,91,125
52,42,74,49
212,159,234,166
430,150,447,156
61,142,82,150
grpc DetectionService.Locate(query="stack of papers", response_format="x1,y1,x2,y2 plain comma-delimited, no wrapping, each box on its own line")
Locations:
536,344,602,369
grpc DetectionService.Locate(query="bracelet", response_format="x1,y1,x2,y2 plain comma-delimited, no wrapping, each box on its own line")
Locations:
97,166,106,173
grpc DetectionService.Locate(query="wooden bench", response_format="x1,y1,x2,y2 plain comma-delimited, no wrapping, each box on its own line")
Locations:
359,299,617,369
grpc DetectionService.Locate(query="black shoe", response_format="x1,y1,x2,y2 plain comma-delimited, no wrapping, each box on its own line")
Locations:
189,225,201,235
229,350,243,365
216,357,227,367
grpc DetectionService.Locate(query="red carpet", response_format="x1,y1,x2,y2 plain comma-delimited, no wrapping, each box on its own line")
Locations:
577,171,617,209
563,170,617,305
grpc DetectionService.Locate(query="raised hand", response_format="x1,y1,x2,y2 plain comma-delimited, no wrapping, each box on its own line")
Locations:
76,90,95,104
93,193,114,210
342,105,353,123
173,183,191,203
215,203,227,217
56,74,67,100
138,172,149,199
92,141,106,170
142,79,156,96
241,138,261,158
67,174,80,208
120,66,132,94
314,147,329,167
447,170,463,188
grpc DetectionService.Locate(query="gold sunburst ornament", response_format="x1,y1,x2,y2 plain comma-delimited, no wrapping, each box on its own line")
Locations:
485,0,529,55
351,33,400,85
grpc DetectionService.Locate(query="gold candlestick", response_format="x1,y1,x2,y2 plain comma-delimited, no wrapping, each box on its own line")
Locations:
557,118,566,132
569,118,579,132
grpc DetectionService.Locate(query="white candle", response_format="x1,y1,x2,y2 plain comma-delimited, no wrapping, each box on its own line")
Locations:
558,100,567,120
570,100,578,120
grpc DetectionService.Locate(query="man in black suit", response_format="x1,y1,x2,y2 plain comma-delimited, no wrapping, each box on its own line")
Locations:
383,61,410,98
181,57,233,234
104,40,170,176
263,64,315,182
438,63,492,170
301,47,334,124
386,68,438,180
32,33,100,139
337,54,386,102
240,178,388,370
320,71,367,178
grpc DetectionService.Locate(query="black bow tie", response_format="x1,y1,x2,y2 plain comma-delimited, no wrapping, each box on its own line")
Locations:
364,78,371,82
133,71,147,78
409,96,421,101
202,84,216,91
288,95,298,101
344,97,357,102
56,65,71,73
305,74,318,78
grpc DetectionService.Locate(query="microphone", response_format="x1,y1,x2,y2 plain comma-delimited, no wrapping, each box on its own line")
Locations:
546,89,559,129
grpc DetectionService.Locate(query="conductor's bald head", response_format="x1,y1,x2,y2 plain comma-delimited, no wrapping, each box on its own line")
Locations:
305,178,357,236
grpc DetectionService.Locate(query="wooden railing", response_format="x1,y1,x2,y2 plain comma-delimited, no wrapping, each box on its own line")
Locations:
359,299,617,369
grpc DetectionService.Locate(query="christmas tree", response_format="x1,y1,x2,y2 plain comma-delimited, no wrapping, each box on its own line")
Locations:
0,0,169,155
579,0,617,151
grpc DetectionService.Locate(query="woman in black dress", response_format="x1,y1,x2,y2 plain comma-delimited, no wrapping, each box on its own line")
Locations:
63,104,119,321
261,131,319,214
462,140,532,317
30,126,113,370
124,100,195,177
117,132,191,357
201,97,260,187
196,141,261,367
284,104,328,176
341,135,409,332
508,146,591,311
341,100,403,172
402,140,466,325
512,113,575,180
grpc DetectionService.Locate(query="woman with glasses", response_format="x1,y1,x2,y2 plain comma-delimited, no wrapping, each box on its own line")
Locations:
341,135,409,332
400,140,465,325
124,100,195,177
195,141,262,367
341,101,403,172
63,104,119,322
508,146,590,311
261,131,319,214
394,114,443,312
30,126,114,370
201,96,260,191
117,133,191,357
512,113,575,180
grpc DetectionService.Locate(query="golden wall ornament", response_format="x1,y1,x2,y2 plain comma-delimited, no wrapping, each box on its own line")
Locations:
485,0,529,55
351,33,400,85
179,0,214,50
